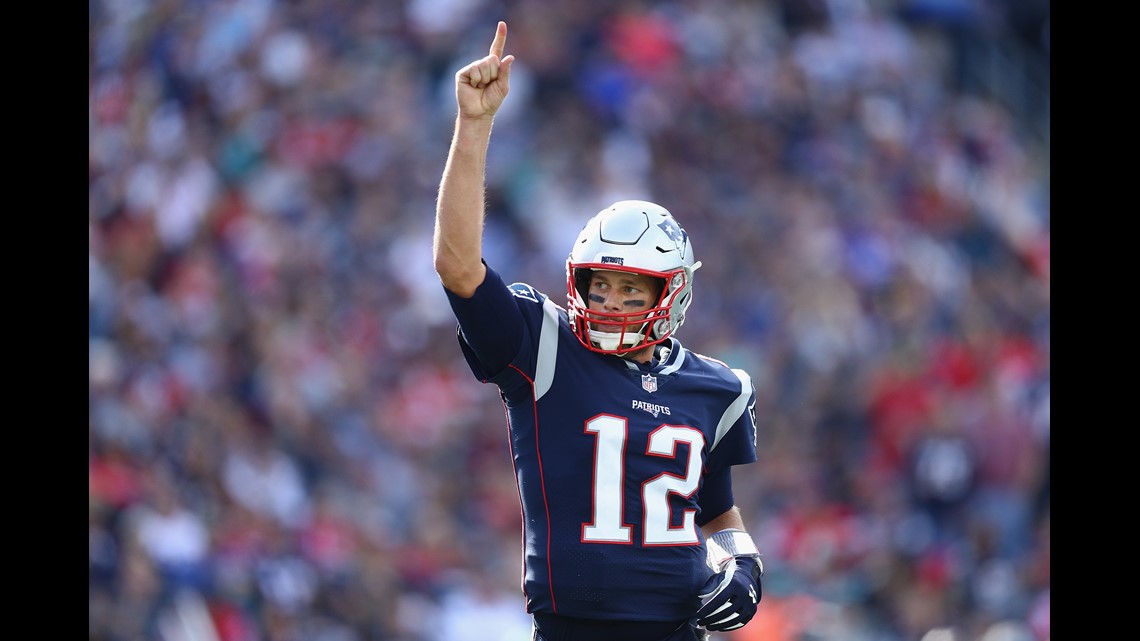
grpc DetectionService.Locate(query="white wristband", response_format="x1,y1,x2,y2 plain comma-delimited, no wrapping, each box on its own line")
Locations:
707,528,763,573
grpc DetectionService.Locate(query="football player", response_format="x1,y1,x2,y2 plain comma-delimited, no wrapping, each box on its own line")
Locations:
433,21,764,641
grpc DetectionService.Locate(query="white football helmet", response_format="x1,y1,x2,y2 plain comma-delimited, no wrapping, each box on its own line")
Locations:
566,200,702,356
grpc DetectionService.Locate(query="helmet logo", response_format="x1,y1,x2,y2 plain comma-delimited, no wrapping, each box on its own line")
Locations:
657,219,687,259
641,373,658,393
600,256,625,265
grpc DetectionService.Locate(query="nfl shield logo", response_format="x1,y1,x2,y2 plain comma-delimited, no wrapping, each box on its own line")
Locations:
641,373,658,393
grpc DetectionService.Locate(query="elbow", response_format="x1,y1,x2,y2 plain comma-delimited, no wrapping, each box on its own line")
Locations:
434,254,483,298
432,252,452,281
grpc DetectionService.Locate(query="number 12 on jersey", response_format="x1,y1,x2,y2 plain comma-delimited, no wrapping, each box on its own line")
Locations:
581,414,706,546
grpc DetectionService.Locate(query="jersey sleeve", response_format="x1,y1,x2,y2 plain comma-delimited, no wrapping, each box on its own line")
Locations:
696,466,734,527
443,263,525,380
704,368,759,474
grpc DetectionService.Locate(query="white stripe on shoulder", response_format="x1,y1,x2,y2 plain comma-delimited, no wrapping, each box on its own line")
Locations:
534,297,562,401
712,368,753,451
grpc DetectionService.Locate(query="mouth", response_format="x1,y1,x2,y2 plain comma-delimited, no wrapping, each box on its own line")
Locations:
590,322,626,335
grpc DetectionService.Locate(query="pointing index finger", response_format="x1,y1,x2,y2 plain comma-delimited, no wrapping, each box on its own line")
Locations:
489,21,507,59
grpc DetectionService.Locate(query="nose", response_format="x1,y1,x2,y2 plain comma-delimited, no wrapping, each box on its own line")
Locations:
602,290,624,312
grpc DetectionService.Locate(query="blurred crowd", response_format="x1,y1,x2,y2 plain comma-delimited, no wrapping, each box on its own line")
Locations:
89,1,1049,640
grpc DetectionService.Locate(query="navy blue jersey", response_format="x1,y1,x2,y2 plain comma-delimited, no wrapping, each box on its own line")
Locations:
446,266,758,622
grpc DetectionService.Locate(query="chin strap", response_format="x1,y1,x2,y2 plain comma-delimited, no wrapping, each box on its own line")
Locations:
587,317,656,354
588,328,647,353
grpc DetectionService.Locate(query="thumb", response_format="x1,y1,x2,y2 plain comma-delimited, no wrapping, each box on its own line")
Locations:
500,54,515,85
698,573,720,597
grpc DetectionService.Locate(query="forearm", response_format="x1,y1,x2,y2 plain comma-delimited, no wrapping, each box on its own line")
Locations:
702,505,762,573
434,116,495,297
700,506,746,538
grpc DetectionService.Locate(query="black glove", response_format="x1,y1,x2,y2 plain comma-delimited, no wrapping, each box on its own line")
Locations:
694,556,763,632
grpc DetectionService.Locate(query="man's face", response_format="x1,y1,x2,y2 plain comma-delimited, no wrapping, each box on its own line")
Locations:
586,270,663,332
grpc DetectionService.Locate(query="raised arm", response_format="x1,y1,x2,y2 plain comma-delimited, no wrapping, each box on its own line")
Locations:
433,21,516,297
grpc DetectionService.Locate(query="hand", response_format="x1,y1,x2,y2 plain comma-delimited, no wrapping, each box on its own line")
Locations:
694,557,762,632
455,21,516,120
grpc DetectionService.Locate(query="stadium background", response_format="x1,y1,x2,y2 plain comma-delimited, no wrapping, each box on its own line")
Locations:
89,1,1049,640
